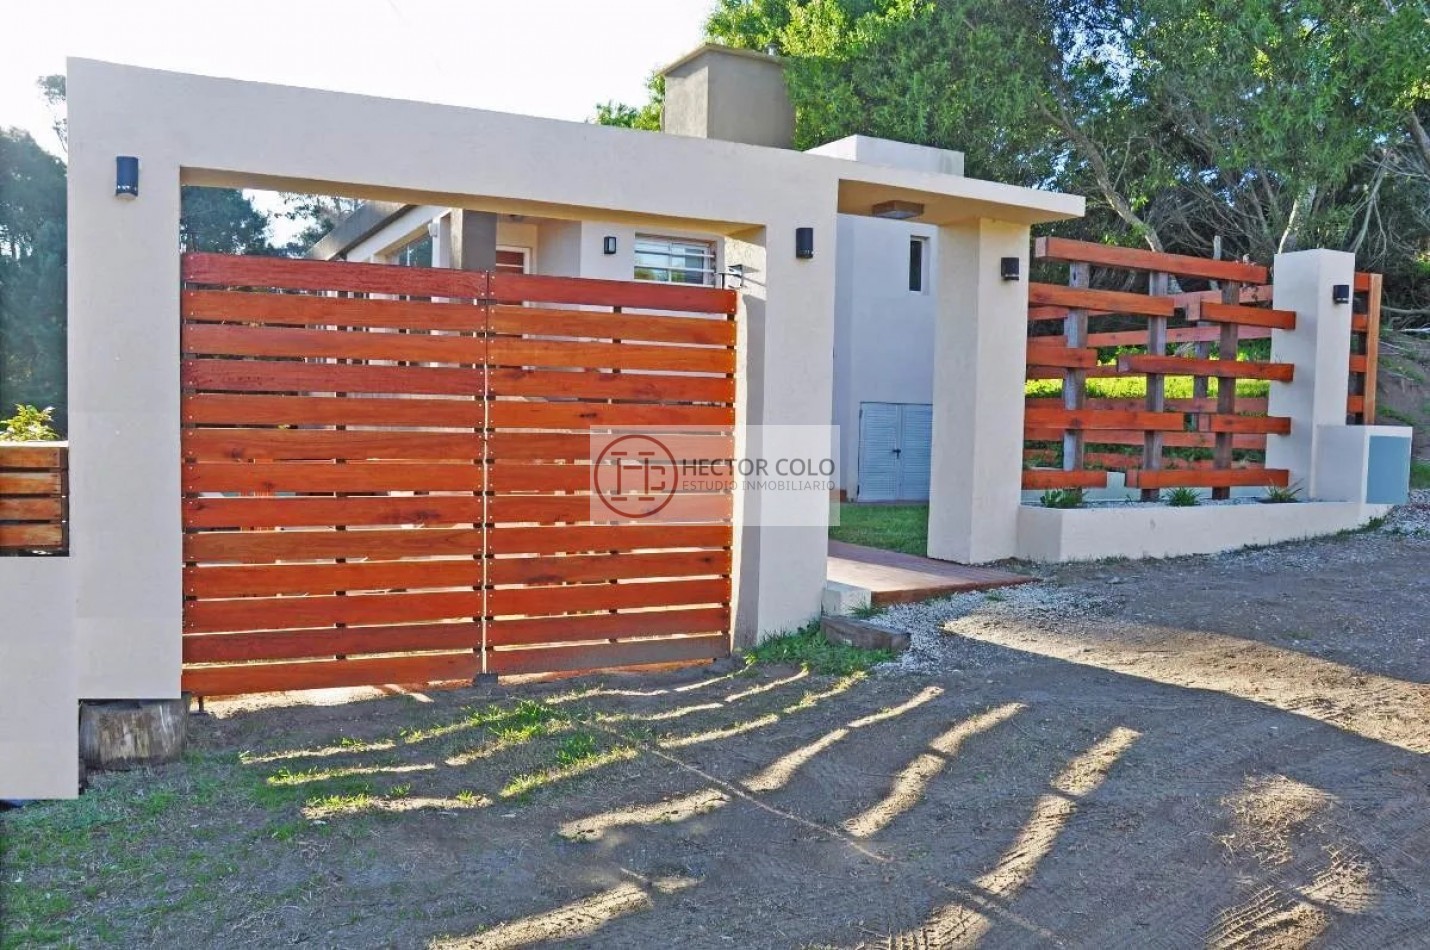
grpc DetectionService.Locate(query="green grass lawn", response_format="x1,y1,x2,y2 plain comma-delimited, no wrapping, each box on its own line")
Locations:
830,503,929,556
1413,459,1430,490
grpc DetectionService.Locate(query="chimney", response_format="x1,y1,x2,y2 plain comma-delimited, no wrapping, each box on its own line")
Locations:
658,44,795,149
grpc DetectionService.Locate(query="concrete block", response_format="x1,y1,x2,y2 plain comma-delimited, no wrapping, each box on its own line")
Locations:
822,580,872,616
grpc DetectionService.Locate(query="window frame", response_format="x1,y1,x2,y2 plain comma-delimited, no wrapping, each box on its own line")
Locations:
908,236,929,294
633,234,718,287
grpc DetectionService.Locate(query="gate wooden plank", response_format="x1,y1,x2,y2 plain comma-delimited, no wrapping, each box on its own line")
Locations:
488,524,730,556
184,461,483,494
487,431,734,461
488,578,730,617
488,607,730,647
490,272,737,314
183,289,487,332
183,429,483,462
184,394,485,428
183,252,490,300
488,401,735,429
185,590,486,633
0,497,63,521
185,495,487,529
184,526,485,562
181,651,480,696
183,359,485,397
0,471,63,494
488,305,736,346
489,493,733,525
184,620,483,663
184,550,730,598
1116,355,1294,382
1124,468,1290,489
184,622,483,663
488,634,729,676
490,367,735,404
0,525,64,548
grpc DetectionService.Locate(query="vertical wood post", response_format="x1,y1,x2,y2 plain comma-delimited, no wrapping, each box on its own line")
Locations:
1142,272,1169,501
1062,263,1090,473
1212,280,1243,499
1362,273,1382,423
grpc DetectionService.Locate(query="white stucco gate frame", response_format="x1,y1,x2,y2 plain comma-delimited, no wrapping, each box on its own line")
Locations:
2,59,1080,797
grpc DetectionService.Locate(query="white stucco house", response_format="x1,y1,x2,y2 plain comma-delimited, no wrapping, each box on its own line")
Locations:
310,44,950,502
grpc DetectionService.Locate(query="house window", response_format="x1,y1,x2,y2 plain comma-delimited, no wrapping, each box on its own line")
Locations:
908,237,928,293
391,231,433,268
495,247,530,274
634,235,717,286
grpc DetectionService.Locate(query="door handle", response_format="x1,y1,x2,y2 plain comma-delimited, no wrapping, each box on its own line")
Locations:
892,448,901,457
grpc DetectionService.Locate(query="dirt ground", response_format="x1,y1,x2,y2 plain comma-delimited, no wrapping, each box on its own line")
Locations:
3,523,1429,948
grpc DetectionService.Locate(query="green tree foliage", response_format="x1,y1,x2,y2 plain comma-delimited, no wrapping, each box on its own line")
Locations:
0,404,60,442
705,0,1430,319
592,75,665,131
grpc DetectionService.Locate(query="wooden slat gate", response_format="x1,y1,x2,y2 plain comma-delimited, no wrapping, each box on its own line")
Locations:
180,253,737,695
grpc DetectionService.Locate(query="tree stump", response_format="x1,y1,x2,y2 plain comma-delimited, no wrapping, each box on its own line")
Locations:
78,699,187,771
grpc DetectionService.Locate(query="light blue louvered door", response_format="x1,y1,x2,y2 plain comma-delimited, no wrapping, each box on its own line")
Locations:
857,402,933,502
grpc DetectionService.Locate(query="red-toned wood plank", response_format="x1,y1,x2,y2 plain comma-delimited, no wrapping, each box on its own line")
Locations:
1354,272,1372,292
488,401,734,429
1204,416,1291,435
487,633,730,676
490,492,733,525
185,590,487,634
488,607,730,648
181,651,480,696
0,524,65,549
1349,354,1369,374
490,272,737,314
0,497,62,521
184,524,726,563
183,461,481,494
183,359,735,404
0,444,67,469
1351,313,1370,333
1028,283,1176,318
183,324,736,374
487,524,730,556
1022,470,1109,490
1023,407,1187,431
1043,397,1270,414
1198,301,1296,331
182,289,486,332
1034,237,1269,284
184,550,731,599
0,471,62,494
1347,394,1366,414
182,252,490,299
489,305,736,347
183,623,482,664
184,393,485,428
1086,326,1272,348
183,429,482,462
487,431,733,462
1117,355,1294,382
1124,468,1289,489
184,495,486,529
488,578,729,617
1025,343,1099,369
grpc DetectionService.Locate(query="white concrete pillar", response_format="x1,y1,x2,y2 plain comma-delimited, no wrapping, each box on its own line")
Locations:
729,214,838,646
1267,249,1356,498
927,218,1030,563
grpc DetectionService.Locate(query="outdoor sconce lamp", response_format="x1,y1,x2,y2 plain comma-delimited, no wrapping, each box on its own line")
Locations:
795,227,814,260
603,236,617,255
1000,256,1020,281
1332,283,1351,304
115,156,139,199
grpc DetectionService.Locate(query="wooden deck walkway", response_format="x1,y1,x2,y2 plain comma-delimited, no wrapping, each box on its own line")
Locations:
827,541,1033,606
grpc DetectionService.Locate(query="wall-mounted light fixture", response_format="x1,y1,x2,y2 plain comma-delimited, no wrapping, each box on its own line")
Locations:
795,227,814,260
1000,257,1020,281
602,236,618,255
871,200,925,221
115,156,139,199
1332,283,1351,305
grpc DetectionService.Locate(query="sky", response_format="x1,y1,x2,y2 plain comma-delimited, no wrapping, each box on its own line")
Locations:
4,0,715,239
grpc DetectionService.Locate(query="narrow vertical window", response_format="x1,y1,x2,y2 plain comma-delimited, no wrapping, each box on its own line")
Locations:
908,237,926,292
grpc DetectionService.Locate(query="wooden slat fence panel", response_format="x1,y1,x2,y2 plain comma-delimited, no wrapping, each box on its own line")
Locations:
0,442,68,554
181,253,735,696
1022,238,1333,495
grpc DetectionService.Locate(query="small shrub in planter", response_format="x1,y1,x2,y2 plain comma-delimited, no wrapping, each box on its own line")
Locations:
1040,487,1087,509
1262,483,1303,504
1163,487,1200,507
0,404,59,442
